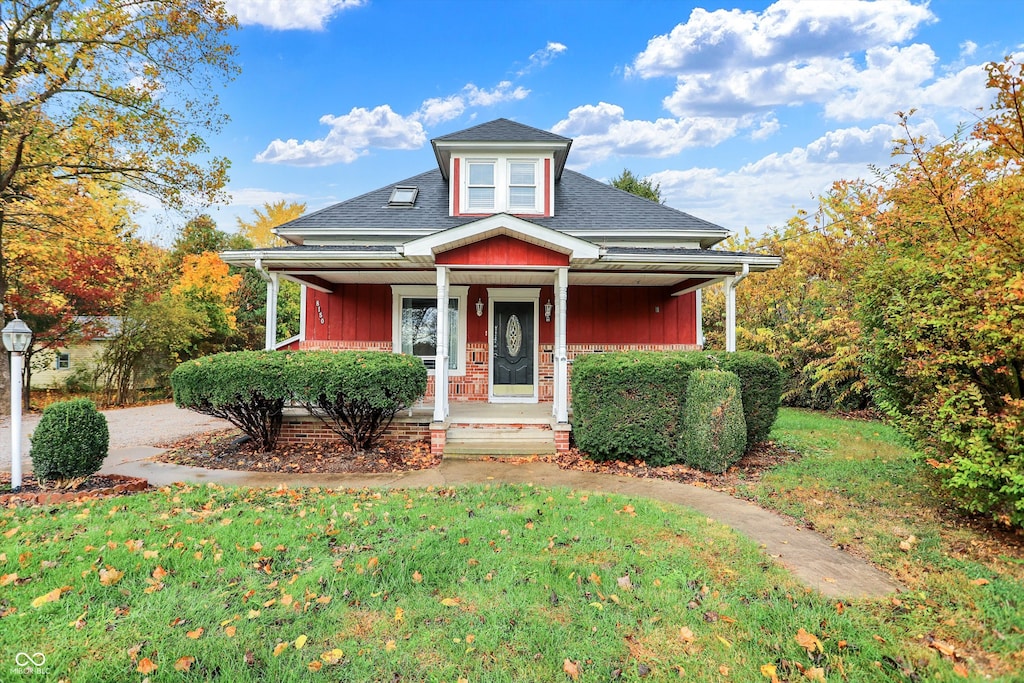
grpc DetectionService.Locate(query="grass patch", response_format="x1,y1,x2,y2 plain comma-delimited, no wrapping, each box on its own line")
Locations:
744,408,1024,679
0,481,979,681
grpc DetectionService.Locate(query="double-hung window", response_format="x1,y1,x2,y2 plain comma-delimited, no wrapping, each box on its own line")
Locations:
392,286,468,374
55,352,70,370
508,161,537,211
466,161,495,211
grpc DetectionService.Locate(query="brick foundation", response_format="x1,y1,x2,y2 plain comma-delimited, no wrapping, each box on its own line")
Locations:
279,409,431,446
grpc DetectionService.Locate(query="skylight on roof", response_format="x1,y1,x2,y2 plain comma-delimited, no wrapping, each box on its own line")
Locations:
388,186,418,207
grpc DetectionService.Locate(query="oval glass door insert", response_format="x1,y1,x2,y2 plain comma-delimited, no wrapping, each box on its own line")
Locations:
506,315,522,357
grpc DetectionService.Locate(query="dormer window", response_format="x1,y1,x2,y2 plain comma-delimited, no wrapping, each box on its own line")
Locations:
388,186,418,207
458,157,544,215
508,162,536,210
466,161,495,210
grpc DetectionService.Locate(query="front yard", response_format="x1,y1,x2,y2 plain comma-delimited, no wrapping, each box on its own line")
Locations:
0,408,1019,681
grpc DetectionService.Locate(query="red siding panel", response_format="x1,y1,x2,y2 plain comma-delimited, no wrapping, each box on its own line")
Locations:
566,287,696,345
304,284,392,343
436,235,569,266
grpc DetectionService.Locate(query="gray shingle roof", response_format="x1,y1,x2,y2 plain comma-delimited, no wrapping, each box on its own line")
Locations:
276,169,729,238
432,118,570,143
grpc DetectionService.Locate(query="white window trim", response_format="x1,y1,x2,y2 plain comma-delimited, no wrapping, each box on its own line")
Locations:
55,351,71,370
460,156,543,215
466,159,496,212
391,285,469,376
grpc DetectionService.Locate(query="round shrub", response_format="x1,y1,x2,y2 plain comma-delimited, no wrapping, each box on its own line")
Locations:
704,351,783,448
680,370,747,473
171,350,292,452
30,398,109,481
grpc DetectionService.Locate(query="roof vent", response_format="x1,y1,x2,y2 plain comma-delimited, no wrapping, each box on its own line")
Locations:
388,186,418,207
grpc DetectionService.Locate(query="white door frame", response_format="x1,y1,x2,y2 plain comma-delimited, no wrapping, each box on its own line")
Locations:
487,287,540,403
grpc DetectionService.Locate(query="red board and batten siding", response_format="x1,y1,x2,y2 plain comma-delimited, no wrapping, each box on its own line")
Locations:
303,283,696,347
436,235,568,267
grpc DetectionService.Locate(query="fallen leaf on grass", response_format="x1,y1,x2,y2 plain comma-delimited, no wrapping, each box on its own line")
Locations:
186,627,204,639
953,662,969,678
225,625,237,637
761,663,780,682
143,550,158,559
294,634,308,650
273,642,289,657
412,570,423,583
970,578,989,586
679,627,696,643
308,660,323,671
441,597,461,607
929,638,957,658
99,567,124,586
795,628,823,653
174,656,195,672
617,575,633,591
385,639,397,652
804,666,826,681
563,658,581,680
137,657,157,674
394,606,404,622
152,565,168,581
0,573,18,586
31,586,70,608
320,649,343,664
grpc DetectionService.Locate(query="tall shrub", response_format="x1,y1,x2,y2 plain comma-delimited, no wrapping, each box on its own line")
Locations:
30,399,109,481
705,351,784,447
853,60,1024,527
571,352,713,465
680,371,747,473
289,351,427,452
171,351,291,451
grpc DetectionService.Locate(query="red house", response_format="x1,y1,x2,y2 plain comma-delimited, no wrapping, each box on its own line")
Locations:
222,119,779,456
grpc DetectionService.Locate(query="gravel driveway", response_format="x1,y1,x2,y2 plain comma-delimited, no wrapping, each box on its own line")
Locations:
0,402,230,472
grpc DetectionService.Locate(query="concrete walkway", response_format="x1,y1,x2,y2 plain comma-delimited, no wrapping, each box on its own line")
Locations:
101,447,903,600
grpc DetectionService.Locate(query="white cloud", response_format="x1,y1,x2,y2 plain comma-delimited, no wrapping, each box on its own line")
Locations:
223,0,365,30
518,41,568,75
552,102,746,166
227,187,305,207
630,0,933,77
417,95,466,126
650,119,942,233
464,81,530,107
750,115,780,141
960,40,978,57
255,105,426,166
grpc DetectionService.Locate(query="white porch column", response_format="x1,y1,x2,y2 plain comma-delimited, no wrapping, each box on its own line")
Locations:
724,263,749,353
433,266,450,422
265,272,279,351
696,288,705,347
554,267,569,423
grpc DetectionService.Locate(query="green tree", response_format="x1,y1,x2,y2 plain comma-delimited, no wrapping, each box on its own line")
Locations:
610,169,663,203
0,0,238,412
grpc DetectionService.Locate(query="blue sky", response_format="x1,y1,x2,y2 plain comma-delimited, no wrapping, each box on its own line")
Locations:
144,0,1024,244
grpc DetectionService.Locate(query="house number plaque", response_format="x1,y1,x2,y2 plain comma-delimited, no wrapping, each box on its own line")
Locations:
506,315,522,357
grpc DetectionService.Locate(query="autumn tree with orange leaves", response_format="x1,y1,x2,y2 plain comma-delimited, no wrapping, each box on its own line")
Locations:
0,0,238,411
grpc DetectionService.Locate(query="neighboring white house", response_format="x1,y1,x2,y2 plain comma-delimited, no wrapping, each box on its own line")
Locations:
30,316,120,390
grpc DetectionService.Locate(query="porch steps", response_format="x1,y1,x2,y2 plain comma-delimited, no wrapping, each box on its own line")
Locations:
443,426,555,458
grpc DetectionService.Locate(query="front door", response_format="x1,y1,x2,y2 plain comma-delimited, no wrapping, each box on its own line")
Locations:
492,301,534,399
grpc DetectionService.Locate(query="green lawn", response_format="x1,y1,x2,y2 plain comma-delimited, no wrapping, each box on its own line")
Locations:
745,408,1024,680
0,410,1020,681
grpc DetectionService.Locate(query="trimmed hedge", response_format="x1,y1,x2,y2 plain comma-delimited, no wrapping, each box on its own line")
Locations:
704,351,784,448
570,350,782,468
172,351,292,452
30,399,109,482
172,350,428,453
680,370,747,473
289,350,428,452
571,351,714,466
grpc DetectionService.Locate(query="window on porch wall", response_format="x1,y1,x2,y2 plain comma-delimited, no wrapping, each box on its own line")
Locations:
400,298,459,371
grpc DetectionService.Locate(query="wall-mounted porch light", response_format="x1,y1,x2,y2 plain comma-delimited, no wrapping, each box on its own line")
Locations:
544,299,553,322
475,298,484,317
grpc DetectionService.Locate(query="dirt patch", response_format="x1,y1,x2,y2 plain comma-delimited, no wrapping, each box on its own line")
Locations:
0,473,149,505
483,441,799,494
156,429,439,474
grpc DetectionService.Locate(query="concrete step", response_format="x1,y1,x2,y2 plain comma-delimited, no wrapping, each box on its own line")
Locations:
444,426,555,457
